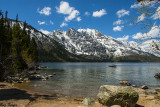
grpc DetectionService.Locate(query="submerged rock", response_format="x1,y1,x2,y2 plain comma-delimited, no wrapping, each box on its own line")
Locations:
120,81,131,86
154,73,160,79
97,85,139,107
141,85,148,89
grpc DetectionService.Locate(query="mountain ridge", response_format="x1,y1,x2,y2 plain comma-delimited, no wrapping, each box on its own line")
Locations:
8,19,160,62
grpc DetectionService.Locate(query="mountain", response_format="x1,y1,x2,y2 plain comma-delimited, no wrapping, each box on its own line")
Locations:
7,19,160,62
51,28,160,62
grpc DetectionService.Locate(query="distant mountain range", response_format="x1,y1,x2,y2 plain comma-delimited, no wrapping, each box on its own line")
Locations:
8,19,160,62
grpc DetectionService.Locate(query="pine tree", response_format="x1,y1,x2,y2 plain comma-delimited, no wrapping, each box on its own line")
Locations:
27,37,38,62
0,13,5,61
11,16,27,71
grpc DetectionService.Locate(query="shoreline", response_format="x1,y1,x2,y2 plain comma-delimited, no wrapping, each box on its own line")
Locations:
0,82,160,107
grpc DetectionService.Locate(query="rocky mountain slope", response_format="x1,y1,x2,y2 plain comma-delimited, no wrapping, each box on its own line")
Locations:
51,28,159,61
8,19,160,62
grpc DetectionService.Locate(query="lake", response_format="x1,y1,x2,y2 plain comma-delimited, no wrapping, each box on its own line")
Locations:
15,62,160,97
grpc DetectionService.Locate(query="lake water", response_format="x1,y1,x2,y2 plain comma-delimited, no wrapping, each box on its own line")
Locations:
15,62,160,97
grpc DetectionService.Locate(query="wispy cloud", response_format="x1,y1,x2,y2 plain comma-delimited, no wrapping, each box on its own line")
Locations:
113,19,124,25
113,26,123,32
50,20,54,25
152,6,160,20
39,29,51,35
132,26,160,39
60,22,68,27
130,1,155,9
117,35,129,41
38,21,46,25
92,9,107,17
76,17,81,22
137,13,145,22
85,11,90,16
37,7,51,16
116,9,129,18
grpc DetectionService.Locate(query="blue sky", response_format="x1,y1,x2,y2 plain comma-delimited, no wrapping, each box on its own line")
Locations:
0,0,159,42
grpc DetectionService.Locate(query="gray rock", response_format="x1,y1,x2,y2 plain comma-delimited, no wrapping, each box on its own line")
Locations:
119,81,129,84
155,88,160,93
141,85,148,89
23,78,29,81
132,85,137,87
97,85,139,107
29,74,43,80
154,73,160,79
42,78,47,81
48,75,53,77
82,97,95,106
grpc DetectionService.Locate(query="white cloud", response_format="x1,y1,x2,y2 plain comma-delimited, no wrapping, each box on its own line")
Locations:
113,19,124,25
56,1,80,26
85,11,90,16
38,21,46,25
140,39,156,49
60,22,68,27
130,2,142,8
50,20,54,25
56,1,74,14
132,33,143,39
113,26,123,32
77,17,81,22
65,10,80,21
132,26,160,39
39,29,51,35
137,13,145,22
37,7,51,16
117,35,129,41
92,9,107,17
130,1,155,9
152,6,160,20
116,9,129,18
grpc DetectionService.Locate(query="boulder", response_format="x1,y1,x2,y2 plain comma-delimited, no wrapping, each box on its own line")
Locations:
154,73,160,79
97,85,139,107
155,88,160,93
141,85,148,89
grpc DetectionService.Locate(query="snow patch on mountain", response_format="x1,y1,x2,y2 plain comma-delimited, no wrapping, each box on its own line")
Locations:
52,28,154,58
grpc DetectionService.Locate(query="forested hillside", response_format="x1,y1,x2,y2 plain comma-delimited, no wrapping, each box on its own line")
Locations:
0,11,38,81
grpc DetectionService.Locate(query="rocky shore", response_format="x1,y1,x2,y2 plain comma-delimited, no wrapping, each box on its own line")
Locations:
0,82,160,107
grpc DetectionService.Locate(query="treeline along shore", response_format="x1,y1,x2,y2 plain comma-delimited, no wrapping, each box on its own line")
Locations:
0,10,38,81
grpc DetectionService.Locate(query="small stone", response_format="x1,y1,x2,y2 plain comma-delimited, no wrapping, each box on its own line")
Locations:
111,105,121,107
132,85,137,87
17,81,23,83
42,79,46,81
141,85,148,89
82,97,95,106
120,81,131,86
48,75,53,77
155,88,160,93
23,78,29,81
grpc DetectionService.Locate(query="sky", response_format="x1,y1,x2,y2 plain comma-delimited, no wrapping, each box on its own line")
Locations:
0,0,160,43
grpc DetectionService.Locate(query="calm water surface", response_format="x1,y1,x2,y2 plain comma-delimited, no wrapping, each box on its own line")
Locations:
15,62,160,97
